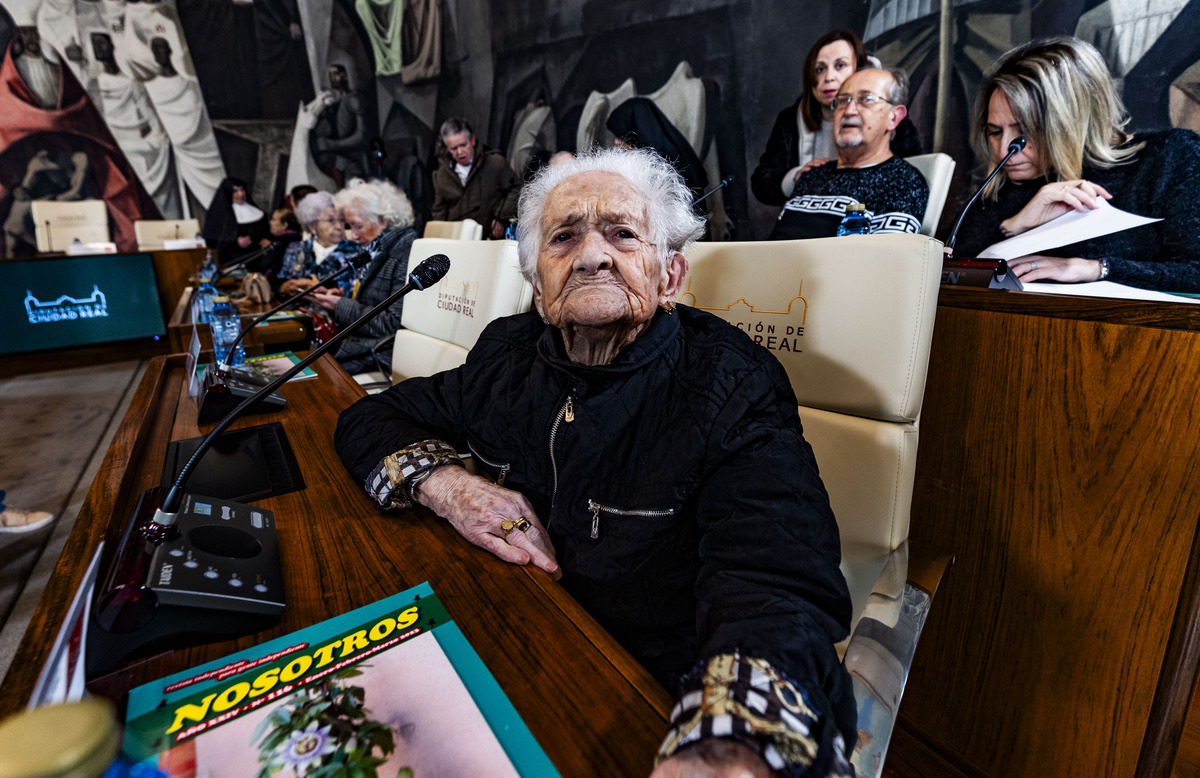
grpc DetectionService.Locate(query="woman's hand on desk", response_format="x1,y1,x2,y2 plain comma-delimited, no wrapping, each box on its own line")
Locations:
310,286,344,311
1009,254,1105,283
999,179,1111,237
650,739,772,778
415,466,561,579
280,275,320,297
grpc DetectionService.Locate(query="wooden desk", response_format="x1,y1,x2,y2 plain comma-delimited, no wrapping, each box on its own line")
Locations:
892,286,1200,778
0,355,671,775
166,287,312,355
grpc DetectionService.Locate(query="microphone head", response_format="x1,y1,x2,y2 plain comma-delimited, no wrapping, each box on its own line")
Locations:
410,254,450,289
1008,137,1027,154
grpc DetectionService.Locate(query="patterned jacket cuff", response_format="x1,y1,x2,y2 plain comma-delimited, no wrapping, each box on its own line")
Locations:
364,439,464,510
656,651,852,777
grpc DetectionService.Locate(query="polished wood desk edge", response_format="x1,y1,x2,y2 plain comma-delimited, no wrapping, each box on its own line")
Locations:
524,567,674,719
1136,515,1200,778
0,356,175,715
907,543,955,601
937,285,1200,332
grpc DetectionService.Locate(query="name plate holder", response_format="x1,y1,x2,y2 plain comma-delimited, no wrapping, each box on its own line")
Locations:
941,257,1024,291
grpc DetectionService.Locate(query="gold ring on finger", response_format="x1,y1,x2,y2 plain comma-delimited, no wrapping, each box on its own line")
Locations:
514,517,531,532
500,519,516,538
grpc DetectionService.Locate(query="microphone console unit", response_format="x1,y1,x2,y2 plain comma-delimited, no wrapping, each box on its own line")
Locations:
86,487,284,678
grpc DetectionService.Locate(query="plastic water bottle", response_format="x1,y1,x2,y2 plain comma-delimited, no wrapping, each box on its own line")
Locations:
199,249,218,281
504,218,518,241
836,203,871,236
210,296,245,365
194,278,217,324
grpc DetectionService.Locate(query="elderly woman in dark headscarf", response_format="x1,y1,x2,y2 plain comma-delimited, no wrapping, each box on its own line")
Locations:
605,97,708,201
202,176,269,266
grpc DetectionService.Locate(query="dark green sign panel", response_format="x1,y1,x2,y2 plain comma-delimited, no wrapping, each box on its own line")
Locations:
1,253,166,355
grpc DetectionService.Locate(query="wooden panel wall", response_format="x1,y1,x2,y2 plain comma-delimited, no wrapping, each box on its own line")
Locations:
897,296,1200,777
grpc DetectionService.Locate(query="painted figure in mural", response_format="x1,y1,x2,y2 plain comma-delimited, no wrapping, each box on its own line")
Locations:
605,96,708,206
310,64,369,187
335,147,857,778
769,67,928,241
954,36,1200,293
0,3,161,257
150,37,177,78
431,117,520,239
752,28,922,207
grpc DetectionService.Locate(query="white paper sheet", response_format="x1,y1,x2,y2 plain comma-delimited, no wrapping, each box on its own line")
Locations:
1017,280,1200,304
977,199,1161,260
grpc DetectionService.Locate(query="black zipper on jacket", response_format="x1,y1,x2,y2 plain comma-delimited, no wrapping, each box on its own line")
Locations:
547,392,575,527
467,443,510,487
587,500,676,540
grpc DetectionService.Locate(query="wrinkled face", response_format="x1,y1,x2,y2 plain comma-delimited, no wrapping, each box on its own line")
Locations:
231,185,247,205
535,172,680,332
343,202,384,245
811,39,856,113
834,69,899,153
444,131,475,167
986,90,1042,181
312,205,344,246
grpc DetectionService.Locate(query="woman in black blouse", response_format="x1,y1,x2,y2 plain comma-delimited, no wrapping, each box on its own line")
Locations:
957,36,1200,292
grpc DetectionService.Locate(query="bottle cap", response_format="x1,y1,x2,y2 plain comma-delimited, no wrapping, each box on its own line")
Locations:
847,203,866,212
212,296,229,303
0,699,120,778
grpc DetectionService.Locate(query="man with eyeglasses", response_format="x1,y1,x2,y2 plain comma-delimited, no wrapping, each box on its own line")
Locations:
768,68,928,240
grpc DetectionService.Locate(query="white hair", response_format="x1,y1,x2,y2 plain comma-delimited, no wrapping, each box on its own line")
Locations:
515,146,705,284
333,179,414,229
295,191,335,230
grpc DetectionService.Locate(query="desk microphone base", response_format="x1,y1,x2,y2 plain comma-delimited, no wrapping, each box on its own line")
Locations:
85,487,284,679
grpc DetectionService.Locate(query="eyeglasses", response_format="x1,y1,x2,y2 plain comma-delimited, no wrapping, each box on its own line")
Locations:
829,93,893,111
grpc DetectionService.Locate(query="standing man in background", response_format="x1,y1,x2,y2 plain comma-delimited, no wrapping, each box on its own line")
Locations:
431,117,520,238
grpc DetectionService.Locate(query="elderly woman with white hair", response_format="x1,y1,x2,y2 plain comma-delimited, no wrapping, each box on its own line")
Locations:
310,179,418,373
273,191,358,297
335,148,856,777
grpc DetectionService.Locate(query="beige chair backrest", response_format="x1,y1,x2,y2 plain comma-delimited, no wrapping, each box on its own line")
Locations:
31,200,109,252
680,234,942,627
134,219,202,251
390,238,534,383
904,153,956,237
423,219,483,240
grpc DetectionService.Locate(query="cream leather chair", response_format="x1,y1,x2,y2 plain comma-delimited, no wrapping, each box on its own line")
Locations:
422,219,484,240
904,153,956,237
30,200,109,252
353,237,533,391
134,219,202,251
680,233,949,777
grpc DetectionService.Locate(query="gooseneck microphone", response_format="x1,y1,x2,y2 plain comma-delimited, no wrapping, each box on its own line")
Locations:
86,253,449,677
946,136,1026,258
160,253,450,526
692,176,734,208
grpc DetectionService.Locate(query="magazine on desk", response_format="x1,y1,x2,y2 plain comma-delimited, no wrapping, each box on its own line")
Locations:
123,583,558,777
195,351,318,383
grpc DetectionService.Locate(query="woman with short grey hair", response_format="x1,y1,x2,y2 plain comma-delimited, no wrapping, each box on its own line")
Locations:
310,180,418,373
275,191,356,297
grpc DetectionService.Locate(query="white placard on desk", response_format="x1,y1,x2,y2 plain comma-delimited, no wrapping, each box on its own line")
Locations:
1018,280,1200,304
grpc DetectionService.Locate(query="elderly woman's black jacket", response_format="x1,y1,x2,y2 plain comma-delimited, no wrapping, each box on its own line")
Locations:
331,225,415,374
335,305,856,764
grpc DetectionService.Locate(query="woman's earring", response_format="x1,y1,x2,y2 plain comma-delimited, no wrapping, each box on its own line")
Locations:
663,300,676,314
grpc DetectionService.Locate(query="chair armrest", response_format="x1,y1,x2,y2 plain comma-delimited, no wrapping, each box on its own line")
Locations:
846,541,954,778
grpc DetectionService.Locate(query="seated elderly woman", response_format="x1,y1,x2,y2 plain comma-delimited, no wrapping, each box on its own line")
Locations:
309,179,418,374
274,191,359,297
955,36,1200,291
335,148,855,777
